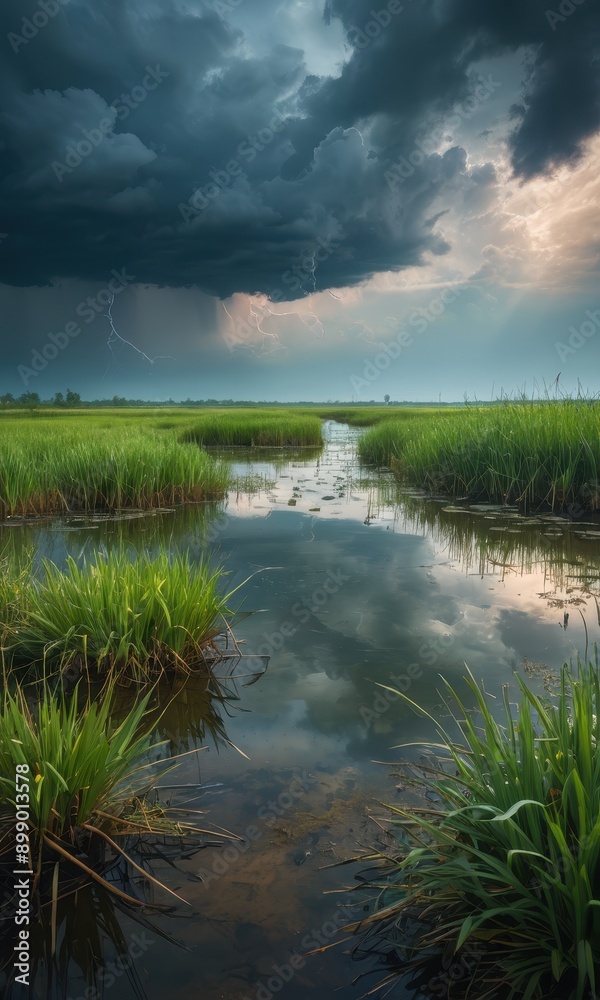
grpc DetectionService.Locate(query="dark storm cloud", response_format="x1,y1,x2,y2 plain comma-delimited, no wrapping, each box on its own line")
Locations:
0,0,598,299
307,0,600,179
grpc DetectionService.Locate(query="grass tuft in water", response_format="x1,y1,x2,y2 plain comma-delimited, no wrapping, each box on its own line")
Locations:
3,548,240,682
0,677,237,917
0,421,230,517
347,657,600,1000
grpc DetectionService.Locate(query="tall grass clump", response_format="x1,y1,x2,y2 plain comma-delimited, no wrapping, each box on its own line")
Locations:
181,409,323,447
0,422,230,517
0,684,156,848
349,659,600,999
5,549,239,681
359,401,600,511
0,679,233,912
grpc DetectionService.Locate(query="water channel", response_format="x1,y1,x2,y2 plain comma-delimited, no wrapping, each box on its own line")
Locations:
2,421,600,999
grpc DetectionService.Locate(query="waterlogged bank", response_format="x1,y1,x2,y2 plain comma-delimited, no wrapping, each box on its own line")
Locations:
348,659,600,1000
0,418,230,516
359,400,600,512
0,408,324,517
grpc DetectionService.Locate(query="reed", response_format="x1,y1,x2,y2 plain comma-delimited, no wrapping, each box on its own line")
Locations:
0,683,157,845
347,657,600,1000
0,678,236,915
0,421,230,517
359,401,600,511
181,409,323,447
4,548,239,682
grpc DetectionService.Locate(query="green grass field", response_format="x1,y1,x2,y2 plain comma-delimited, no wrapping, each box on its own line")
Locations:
0,414,229,516
0,408,325,516
306,405,459,427
3,401,597,516
358,401,600,512
180,408,323,447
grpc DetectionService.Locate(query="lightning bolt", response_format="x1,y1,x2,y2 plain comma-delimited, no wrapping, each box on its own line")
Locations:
344,319,376,344
222,232,336,354
293,245,325,336
248,300,287,354
104,295,176,368
304,249,317,294
222,300,286,356
266,294,324,340
222,295,326,353
343,126,366,148
260,296,324,340
222,302,254,352
299,310,325,339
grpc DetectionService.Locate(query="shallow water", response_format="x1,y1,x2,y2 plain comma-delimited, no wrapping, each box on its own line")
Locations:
2,421,600,999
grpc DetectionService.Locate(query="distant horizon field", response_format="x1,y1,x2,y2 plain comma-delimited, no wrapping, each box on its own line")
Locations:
0,404,458,424
0,400,465,412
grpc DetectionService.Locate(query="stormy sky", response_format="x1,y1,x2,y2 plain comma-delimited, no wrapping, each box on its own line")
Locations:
1,0,599,401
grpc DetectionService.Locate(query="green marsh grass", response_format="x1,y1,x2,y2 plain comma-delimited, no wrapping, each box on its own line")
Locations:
0,419,230,517
0,552,27,637
0,683,157,847
4,548,240,682
181,408,323,447
0,407,328,516
348,658,600,999
309,405,458,427
359,401,600,511
0,678,237,914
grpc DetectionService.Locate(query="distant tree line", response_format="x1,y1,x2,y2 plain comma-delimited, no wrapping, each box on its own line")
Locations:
0,391,466,409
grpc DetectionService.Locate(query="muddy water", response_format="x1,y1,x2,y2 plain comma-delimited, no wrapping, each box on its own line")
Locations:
2,421,600,1000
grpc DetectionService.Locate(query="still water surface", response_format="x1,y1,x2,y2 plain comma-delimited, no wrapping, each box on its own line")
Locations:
3,421,600,999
